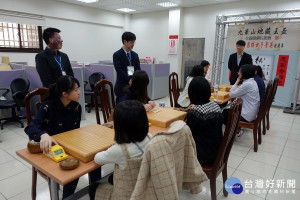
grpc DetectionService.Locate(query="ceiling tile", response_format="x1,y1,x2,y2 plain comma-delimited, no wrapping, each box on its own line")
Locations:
55,0,243,14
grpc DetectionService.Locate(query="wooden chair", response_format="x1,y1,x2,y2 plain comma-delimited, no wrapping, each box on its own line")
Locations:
94,79,116,124
239,81,272,152
25,88,50,200
261,81,272,135
201,98,243,200
265,76,279,131
169,72,180,108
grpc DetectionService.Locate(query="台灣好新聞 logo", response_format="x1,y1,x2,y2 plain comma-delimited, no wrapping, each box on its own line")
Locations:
225,177,243,194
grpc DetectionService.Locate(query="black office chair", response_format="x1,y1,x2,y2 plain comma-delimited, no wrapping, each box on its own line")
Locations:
0,78,30,129
84,72,105,113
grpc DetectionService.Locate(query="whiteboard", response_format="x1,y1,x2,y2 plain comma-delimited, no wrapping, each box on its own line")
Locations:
252,55,275,82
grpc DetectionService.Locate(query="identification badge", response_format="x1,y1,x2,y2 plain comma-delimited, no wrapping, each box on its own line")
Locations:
127,66,134,76
62,71,66,76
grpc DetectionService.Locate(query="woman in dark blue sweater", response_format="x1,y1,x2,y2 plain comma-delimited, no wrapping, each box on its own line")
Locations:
25,75,101,199
254,65,266,105
118,70,155,111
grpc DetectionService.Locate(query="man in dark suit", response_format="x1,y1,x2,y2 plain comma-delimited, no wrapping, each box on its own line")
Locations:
228,40,253,85
113,32,140,103
36,28,74,88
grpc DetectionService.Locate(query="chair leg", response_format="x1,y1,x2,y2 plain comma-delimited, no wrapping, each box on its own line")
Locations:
47,179,53,200
263,115,266,135
266,110,270,130
32,167,37,200
210,178,217,200
88,94,94,113
258,122,262,145
0,108,24,129
253,128,258,152
222,167,228,197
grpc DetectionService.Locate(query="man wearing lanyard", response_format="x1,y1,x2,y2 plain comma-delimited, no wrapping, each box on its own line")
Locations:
36,28,74,88
113,32,141,104
228,40,253,85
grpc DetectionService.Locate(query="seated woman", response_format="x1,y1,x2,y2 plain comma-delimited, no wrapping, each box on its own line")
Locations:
24,75,101,199
185,76,223,166
200,60,212,84
118,70,155,111
177,65,204,107
254,65,266,105
93,100,151,199
225,64,260,136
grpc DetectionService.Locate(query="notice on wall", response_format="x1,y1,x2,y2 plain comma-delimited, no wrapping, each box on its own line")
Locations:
252,55,274,82
276,55,289,87
226,22,300,51
168,35,178,54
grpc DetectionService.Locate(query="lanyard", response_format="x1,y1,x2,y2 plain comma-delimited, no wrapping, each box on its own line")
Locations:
54,56,63,71
133,142,144,153
123,48,132,65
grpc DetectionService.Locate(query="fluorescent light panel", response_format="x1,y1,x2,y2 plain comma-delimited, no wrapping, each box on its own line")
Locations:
77,0,98,3
156,2,178,8
116,8,136,12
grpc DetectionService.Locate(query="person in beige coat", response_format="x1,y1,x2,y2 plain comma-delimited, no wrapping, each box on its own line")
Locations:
130,120,208,199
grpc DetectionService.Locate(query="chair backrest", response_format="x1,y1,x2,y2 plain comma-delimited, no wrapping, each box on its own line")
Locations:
212,98,243,172
89,72,105,90
255,81,273,122
270,76,279,106
169,72,180,108
94,79,115,124
10,78,30,107
10,78,30,94
25,88,49,125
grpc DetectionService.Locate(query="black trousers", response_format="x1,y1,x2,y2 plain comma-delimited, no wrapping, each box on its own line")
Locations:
62,167,102,199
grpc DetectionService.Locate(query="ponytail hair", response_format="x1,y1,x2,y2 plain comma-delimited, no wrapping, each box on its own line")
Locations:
47,75,80,100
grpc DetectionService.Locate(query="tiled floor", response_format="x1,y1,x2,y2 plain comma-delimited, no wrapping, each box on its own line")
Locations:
0,96,299,200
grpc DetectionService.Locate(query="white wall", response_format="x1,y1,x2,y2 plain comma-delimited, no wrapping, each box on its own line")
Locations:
130,11,169,63
130,0,300,75
45,18,123,64
0,0,125,65
183,0,300,63
2,0,300,68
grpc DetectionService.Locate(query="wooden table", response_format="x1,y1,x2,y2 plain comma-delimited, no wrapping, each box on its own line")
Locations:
186,95,232,105
147,107,187,128
16,123,168,199
16,149,99,200
52,124,115,163
106,121,168,135
210,96,232,105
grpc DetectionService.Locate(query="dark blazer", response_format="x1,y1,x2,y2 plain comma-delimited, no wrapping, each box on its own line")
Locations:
25,98,81,141
113,48,140,97
36,48,74,87
228,52,252,85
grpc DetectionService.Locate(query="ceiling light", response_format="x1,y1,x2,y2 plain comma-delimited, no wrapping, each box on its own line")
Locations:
77,0,98,3
156,2,178,8
116,8,136,13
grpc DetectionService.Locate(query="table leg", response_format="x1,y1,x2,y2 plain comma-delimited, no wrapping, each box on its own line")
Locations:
48,178,59,200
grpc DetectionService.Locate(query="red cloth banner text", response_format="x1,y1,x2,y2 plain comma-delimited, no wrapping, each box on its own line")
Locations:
276,55,289,87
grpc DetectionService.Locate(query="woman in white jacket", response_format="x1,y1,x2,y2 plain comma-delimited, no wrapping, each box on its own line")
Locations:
177,65,204,107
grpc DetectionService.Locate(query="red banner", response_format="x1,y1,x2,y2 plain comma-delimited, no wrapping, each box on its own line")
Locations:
169,35,178,39
276,55,289,87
